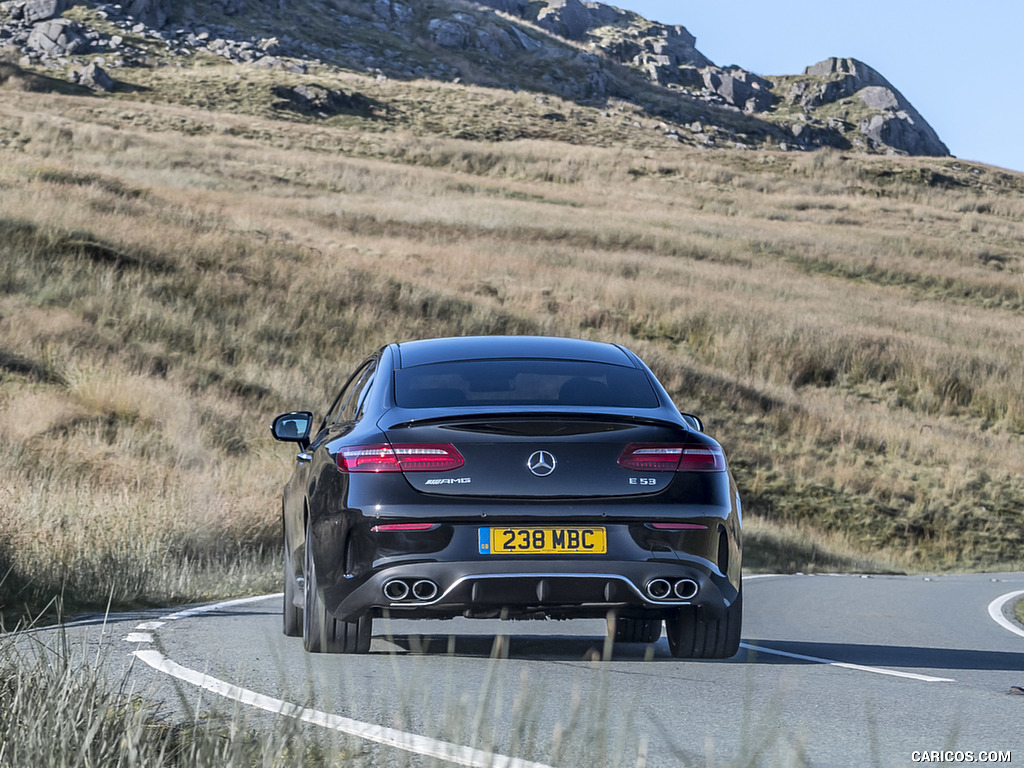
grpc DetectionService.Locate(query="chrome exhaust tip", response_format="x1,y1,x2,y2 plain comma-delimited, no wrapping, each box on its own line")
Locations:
646,578,672,600
383,579,410,601
411,579,439,601
673,578,699,600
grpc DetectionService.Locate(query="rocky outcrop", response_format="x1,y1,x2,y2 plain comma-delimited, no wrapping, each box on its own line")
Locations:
0,0,950,158
789,58,948,156
477,0,711,77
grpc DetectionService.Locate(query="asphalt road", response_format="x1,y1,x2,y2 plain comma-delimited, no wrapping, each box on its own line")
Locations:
24,573,1024,767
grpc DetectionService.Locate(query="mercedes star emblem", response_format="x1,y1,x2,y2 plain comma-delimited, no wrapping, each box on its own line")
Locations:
527,450,557,477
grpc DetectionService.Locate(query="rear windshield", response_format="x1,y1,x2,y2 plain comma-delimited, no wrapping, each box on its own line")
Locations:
394,360,660,409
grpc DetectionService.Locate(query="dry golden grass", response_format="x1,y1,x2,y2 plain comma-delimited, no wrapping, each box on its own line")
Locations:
2,73,1023,617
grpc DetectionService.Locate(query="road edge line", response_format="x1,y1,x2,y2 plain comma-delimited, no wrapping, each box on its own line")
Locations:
133,646,555,768
987,590,1024,640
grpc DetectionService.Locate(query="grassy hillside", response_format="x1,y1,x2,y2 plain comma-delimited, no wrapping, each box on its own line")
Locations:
2,63,1023,621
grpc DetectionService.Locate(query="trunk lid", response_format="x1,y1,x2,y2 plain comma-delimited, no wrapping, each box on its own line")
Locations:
384,415,688,498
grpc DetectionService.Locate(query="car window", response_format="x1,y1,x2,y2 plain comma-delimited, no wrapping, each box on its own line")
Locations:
334,362,376,424
323,359,376,426
351,368,376,422
393,360,659,409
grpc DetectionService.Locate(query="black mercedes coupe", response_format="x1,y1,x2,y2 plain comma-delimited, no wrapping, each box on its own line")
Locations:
271,336,742,657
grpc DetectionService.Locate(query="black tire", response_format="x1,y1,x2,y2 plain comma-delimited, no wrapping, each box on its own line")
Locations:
302,525,371,654
607,614,662,644
666,589,742,659
283,542,302,637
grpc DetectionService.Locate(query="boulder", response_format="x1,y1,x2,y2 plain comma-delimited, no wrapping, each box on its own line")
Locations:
703,68,773,112
860,112,948,157
373,0,413,26
124,0,170,27
790,121,850,150
79,61,113,90
508,25,543,50
804,57,889,87
536,0,591,40
272,83,370,117
427,17,469,49
22,0,65,23
474,27,507,58
858,85,898,111
1,2,26,21
27,18,87,56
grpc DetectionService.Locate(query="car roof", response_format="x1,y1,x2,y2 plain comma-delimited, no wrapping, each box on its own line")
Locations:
393,336,637,369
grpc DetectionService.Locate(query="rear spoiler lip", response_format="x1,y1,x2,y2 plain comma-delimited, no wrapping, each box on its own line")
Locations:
380,408,690,432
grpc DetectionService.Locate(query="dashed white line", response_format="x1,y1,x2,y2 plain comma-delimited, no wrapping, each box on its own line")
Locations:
739,642,955,683
133,648,555,768
987,590,1024,640
125,632,154,643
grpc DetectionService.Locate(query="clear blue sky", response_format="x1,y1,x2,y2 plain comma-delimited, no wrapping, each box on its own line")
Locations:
618,1,1022,172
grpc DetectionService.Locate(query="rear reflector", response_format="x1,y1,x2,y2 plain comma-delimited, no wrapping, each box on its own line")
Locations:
648,523,709,531
618,443,725,472
371,523,438,532
337,443,465,473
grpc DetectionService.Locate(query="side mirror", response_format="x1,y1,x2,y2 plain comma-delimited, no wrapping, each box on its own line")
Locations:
271,411,313,448
680,413,705,432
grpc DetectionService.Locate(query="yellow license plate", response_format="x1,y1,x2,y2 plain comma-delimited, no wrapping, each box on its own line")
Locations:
480,527,607,554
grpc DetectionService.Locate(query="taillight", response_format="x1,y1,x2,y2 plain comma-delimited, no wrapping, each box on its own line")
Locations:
617,443,725,472
677,446,726,472
336,443,465,473
617,445,683,472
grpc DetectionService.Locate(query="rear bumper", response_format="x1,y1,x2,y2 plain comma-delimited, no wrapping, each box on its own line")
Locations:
325,558,738,621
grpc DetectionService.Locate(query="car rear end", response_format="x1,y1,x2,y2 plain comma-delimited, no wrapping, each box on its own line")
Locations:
317,345,742,631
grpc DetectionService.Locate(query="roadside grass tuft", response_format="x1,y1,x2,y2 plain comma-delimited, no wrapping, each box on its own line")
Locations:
0,618,330,767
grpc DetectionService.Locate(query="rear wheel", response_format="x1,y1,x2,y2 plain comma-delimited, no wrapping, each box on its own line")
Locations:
666,589,742,659
607,614,662,644
302,525,371,654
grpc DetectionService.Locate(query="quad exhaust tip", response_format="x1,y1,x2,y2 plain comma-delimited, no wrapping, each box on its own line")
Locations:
673,578,699,600
646,578,672,599
383,579,410,601
646,578,699,601
384,579,439,602
412,579,439,600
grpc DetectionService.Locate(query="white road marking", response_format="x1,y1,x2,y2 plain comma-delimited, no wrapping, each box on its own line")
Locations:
987,590,1024,640
125,632,153,643
135,621,166,630
133,648,556,768
739,642,955,683
160,593,281,621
